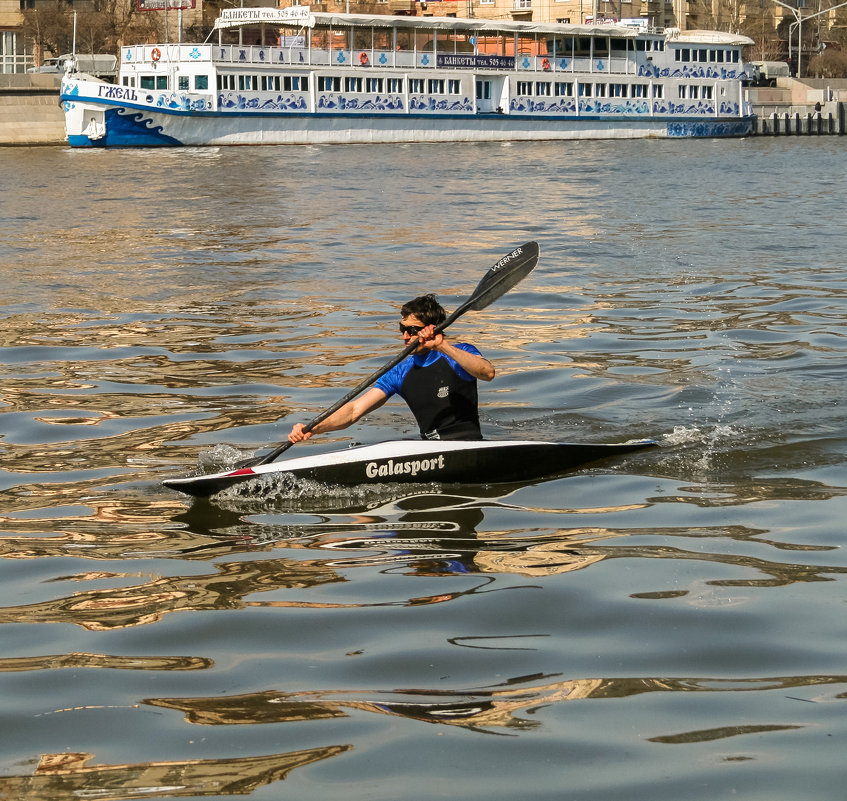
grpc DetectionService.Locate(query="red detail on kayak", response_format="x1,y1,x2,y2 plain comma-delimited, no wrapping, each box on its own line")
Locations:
228,468,256,476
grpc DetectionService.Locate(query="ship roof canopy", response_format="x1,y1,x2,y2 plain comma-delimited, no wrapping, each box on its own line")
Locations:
669,28,755,46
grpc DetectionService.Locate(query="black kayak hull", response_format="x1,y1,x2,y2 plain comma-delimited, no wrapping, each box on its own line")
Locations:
163,439,657,499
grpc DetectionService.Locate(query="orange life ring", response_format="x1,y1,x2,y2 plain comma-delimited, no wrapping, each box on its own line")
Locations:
359,52,368,65
151,47,161,62
542,57,550,71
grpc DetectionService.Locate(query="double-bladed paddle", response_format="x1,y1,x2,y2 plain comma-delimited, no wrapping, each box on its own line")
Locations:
241,241,539,468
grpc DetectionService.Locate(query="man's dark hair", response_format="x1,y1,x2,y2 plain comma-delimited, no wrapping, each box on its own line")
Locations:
401,294,447,327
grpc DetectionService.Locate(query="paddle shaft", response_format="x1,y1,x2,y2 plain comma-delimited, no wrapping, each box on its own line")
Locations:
250,243,539,466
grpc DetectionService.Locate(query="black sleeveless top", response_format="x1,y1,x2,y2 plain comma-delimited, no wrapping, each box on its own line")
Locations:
375,347,483,440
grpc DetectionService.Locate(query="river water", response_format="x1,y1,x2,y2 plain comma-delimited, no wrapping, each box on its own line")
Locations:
1,137,845,800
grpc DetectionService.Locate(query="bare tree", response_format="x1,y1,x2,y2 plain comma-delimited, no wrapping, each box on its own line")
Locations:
21,0,162,60
738,0,781,60
21,2,76,58
807,48,847,75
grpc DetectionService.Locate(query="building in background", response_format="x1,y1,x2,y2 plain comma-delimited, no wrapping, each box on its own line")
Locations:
4,0,847,75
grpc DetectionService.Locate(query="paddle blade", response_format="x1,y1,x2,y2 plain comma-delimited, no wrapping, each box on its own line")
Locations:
466,242,539,312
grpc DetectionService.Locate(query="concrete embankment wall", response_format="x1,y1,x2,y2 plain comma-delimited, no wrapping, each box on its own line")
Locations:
748,78,847,136
0,75,66,146
752,105,846,135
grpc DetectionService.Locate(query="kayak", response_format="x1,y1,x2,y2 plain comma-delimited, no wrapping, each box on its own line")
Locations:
163,438,657,498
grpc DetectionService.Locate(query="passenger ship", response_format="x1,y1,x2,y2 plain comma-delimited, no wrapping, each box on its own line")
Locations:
60,5,755,147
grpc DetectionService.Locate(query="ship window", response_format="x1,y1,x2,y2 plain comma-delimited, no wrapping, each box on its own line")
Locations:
554,81,573,96
631,83,647,97
516,80,533,95
594,83,607,97
409,78,425,93
366,77,384,93
178,76,189,90
652,84,663,98
140,76,154,89
428,78,444,93
635,40,646,51
702,85,713,99
318,76,341,92
574,37,592,57
285,76,307,91
195,75,208,90
156,76,168,90
578,82,592,97
345,76,363,92
535,81,551,96
610,83,627,97
387,77,404,92
448,79,461,94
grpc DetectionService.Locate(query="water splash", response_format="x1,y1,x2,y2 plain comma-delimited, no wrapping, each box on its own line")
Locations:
662,424,740,474
196,444,256,472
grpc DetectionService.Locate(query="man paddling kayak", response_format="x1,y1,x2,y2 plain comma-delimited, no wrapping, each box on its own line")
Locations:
288,294,495,443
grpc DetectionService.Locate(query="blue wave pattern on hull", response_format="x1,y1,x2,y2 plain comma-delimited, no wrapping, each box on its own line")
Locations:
667,119,753,137
68,108,183,147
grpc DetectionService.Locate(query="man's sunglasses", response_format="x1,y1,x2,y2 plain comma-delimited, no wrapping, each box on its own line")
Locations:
399,324,424,336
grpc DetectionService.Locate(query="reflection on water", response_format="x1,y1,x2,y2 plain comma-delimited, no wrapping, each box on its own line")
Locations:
145,671,847,736
2,139,847,800
2,489,843,633
0,653,212,672
0,745,350,801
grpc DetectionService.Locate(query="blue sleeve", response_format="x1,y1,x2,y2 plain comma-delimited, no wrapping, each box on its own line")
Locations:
448,343,482,381
374,358,412,398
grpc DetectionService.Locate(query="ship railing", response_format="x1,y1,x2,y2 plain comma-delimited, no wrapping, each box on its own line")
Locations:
524,55,634,74
203,45,637,74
